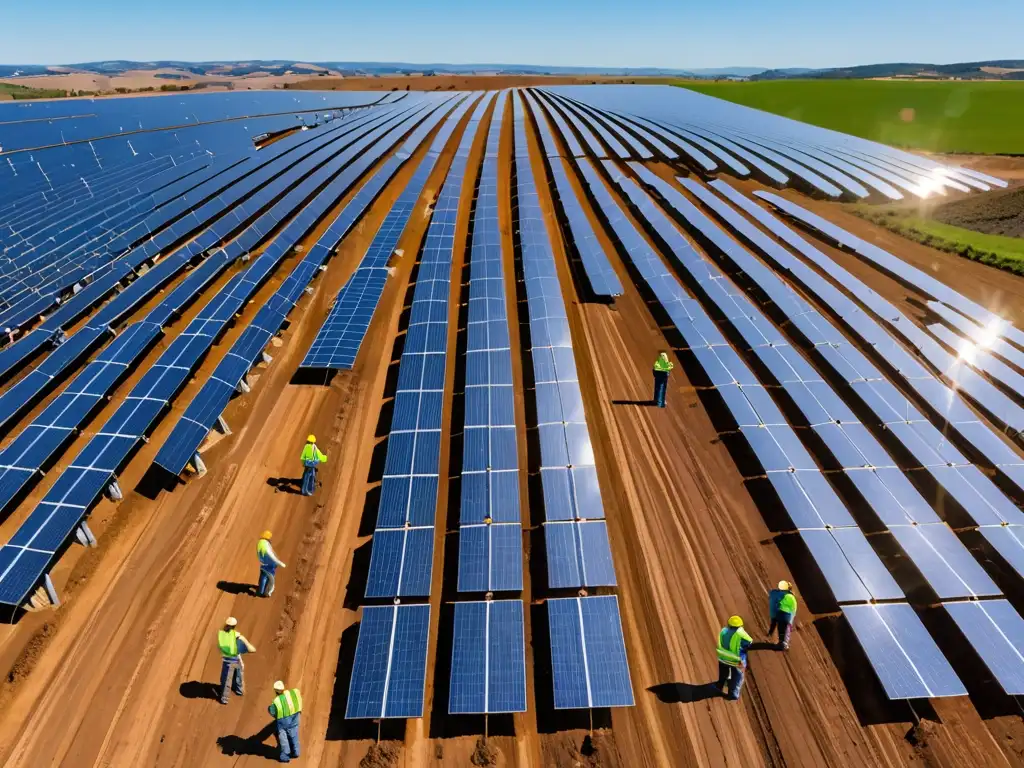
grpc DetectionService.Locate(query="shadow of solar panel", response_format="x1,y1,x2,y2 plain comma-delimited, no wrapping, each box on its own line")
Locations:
843,603,966,699
346,604,431,719
449,600,527,714
365,527,434,598
944,600,1024,695
768,470,854,529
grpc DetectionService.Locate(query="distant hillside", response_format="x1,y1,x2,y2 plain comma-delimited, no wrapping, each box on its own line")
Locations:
754,59,1024,81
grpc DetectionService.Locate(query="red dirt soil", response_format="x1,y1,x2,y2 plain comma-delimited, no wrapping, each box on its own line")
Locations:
0,92,1022,768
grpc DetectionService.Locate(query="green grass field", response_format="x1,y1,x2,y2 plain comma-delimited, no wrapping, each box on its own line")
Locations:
0,83,68,100
679,80,1024,155
853,207,1024,275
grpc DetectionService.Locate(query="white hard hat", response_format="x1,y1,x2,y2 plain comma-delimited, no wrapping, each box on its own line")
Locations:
225,616,238,627
274,680,285,692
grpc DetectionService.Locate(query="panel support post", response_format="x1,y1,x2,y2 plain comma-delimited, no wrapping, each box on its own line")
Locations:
216,416,231,436
237,376,251,394
262,351,273,365
192,452,207,477
44,574,60,607
75,522,97,547
106,480,123,501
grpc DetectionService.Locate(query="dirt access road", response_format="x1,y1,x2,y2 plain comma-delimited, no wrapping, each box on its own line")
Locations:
0,91,1022,767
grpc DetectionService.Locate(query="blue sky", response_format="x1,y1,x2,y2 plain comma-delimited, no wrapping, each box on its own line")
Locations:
3,0,1021,69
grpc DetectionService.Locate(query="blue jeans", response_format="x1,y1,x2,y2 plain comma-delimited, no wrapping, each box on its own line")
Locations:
275,712,301,762
258,565,277,597
717,661,745,700
653,371,669,407
301,465,317,496
219,657,244,703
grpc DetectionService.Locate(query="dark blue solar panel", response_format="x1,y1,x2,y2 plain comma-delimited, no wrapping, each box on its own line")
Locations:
545,520,616,588
346,604,431,719
548,595,633,709
449,600,527,714
364,527,434,598
458,523,523,593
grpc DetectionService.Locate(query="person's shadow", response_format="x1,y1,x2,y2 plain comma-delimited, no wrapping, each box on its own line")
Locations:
267,477,302,495
179,681,220,700
216,581,256,596
611,399,657,407
648,682,723,703
217,722,279,759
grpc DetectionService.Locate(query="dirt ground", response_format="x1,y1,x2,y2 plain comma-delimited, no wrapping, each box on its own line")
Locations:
1,92,1024,768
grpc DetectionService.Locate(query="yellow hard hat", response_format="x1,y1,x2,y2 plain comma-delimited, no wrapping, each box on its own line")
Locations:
778,580,791,591
261,530,272,540
728,615,744,628
274,680,285,692
307,434,316,443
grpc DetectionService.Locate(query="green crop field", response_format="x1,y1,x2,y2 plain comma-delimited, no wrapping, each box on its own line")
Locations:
0,83,68,100
679,80,1024,155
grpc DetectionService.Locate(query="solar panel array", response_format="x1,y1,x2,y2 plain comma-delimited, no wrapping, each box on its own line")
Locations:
153,98,473,476
457,92,523,596
2,83,1022,716
0,98,447,608
298,95,471,370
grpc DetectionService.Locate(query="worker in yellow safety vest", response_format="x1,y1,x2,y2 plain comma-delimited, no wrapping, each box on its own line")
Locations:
218,617,256,705
257,531,286,598
716,615,753,701
652,352,674,408
300,434,327,496
768,580,798,650
268,680,303,763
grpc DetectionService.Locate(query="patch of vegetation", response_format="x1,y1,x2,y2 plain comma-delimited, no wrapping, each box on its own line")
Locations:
677,79,1024,154
0,82,68,100
853,205,1024,275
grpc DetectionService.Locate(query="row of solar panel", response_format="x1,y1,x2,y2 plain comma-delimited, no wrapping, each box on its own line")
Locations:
152,101,459,478
0,100,437,607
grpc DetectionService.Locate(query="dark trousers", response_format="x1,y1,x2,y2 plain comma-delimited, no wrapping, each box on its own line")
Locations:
717,661,745,701
219,657,244,703
769,615,792,649
301,465,317,496
275,712,301,762
653,370,669,407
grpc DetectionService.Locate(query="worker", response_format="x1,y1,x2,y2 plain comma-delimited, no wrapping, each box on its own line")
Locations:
257,530,286,598
268,680,302,763
768,580,798,650
217,616,256,705
652,351,674,408
4,327,16,346
51,328,67,348
300,434,327,496
716,615,753,701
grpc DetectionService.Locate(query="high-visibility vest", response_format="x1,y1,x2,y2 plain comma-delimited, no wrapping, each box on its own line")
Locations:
716,626,752,667
779,592,798,618
653,356,674,373
272,689,303,719
218,629,240,657
300,443,327,464
257,538,271,562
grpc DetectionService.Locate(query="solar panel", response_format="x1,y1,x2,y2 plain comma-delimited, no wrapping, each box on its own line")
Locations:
944,600,1024,695
449,600,527,714
842,603,967,699
457,522,523,593
799,528,903,603
346,604,431,719
364,526,435,598
544,520,617,588
299,96,473,370
981,526,1024,580
547,595,634,709
888,524,1000,599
